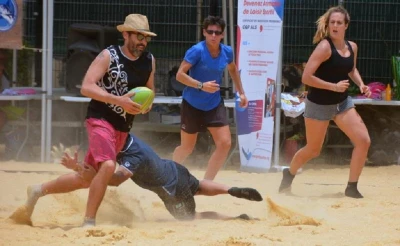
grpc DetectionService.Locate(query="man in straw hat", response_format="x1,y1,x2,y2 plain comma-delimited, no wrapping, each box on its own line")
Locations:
13,14,157,227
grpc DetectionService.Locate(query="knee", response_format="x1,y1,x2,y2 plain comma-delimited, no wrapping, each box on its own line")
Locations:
309,150,321,159
99,161,116,174
363,136,371,149
304,146,321,158
178,144,196,155
215,138,231,151
354,134,371,149
81,179,91,189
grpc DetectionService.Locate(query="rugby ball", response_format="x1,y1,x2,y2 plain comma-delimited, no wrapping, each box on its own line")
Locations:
129,87,155,113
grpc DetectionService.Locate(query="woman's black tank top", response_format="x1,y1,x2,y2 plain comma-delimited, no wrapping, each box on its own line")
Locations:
307,37,354,105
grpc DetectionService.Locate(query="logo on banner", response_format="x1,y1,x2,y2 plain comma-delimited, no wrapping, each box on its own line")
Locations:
242,41,250,46
0,0,17,32
241,147,253,160
242,24,257,30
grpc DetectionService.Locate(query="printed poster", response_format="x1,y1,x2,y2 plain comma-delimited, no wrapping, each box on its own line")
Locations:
235,0,284,172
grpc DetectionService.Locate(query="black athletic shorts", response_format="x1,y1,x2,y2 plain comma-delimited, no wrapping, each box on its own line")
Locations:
180,99,229,134
162,163,200,220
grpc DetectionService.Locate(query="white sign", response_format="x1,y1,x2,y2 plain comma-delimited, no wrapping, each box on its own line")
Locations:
235,0,284,172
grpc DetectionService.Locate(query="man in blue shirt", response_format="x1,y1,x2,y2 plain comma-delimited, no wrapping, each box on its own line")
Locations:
173,16,248,180
14,134,262,224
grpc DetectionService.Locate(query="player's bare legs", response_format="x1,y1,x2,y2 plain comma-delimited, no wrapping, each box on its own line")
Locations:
10,172,90,225
205,126,231,180
173,131,198,164
196,179,262,201
194,180,262,220
83,160,116,227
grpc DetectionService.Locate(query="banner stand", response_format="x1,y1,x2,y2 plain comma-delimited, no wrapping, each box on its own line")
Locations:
235,0,285,173
272,20,286,171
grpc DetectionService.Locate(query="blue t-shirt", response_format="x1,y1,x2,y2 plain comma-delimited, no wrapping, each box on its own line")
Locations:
182,41,234,111
117,134,178,196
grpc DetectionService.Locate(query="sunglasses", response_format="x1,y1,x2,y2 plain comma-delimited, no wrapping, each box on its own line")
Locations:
205,29,223,36
128,32,151,42
137,33,152,42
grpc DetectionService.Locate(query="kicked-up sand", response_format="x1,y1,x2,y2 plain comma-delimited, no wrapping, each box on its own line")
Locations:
0,161,400,246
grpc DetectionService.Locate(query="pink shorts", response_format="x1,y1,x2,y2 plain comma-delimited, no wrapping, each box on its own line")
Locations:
84,118,128,171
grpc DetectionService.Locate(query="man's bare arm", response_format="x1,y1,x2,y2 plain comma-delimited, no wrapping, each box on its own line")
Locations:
108,166,132,186
80,49,142,115
80,50,119,104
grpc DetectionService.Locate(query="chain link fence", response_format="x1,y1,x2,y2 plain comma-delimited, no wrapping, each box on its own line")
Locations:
17,0,400,90
5,0,398,162
343,0,400,84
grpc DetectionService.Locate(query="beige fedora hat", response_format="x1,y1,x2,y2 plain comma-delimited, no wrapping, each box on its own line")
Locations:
117,14,157,37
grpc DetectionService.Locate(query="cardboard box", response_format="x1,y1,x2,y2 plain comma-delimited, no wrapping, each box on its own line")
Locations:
161,114,181,124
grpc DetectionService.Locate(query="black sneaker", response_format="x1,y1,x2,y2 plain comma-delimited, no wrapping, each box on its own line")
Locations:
278,168,295,193
228,187,263,201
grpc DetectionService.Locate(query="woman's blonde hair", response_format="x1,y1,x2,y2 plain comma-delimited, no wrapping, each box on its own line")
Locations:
313,6,350,44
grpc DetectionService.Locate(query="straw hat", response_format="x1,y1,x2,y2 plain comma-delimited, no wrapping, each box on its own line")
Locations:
117,14,157,37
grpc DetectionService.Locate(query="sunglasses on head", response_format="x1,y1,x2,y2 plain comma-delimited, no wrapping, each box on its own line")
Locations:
205,29,223,36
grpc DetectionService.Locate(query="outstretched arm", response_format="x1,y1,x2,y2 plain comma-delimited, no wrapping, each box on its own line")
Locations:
60,153,132,185
108,166,132,186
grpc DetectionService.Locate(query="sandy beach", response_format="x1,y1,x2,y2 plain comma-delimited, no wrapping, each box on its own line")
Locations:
0,161,400,246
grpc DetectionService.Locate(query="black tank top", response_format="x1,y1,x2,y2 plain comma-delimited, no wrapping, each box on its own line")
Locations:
307,37,354,105
86,45,153,132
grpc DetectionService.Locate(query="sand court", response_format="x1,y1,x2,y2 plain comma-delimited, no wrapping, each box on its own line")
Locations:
1,161,400,245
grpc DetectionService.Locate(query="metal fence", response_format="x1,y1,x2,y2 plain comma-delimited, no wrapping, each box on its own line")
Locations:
344,0,400,84
23,0,217,92
17,0,400,90
282,0,338,64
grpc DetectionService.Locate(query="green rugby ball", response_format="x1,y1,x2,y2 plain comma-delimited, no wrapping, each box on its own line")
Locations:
129,87,155,113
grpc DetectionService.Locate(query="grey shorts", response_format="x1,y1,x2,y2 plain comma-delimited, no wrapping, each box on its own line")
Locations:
304,96,355,121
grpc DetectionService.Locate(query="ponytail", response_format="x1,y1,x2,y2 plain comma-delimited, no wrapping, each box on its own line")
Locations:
313,13,329,44
312,6,350,44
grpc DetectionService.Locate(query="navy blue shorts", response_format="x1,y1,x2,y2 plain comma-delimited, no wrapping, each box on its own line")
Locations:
162,163,199,220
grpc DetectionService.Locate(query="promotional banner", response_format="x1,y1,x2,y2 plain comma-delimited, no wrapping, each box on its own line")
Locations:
0,0,23,49
236,0,284,172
